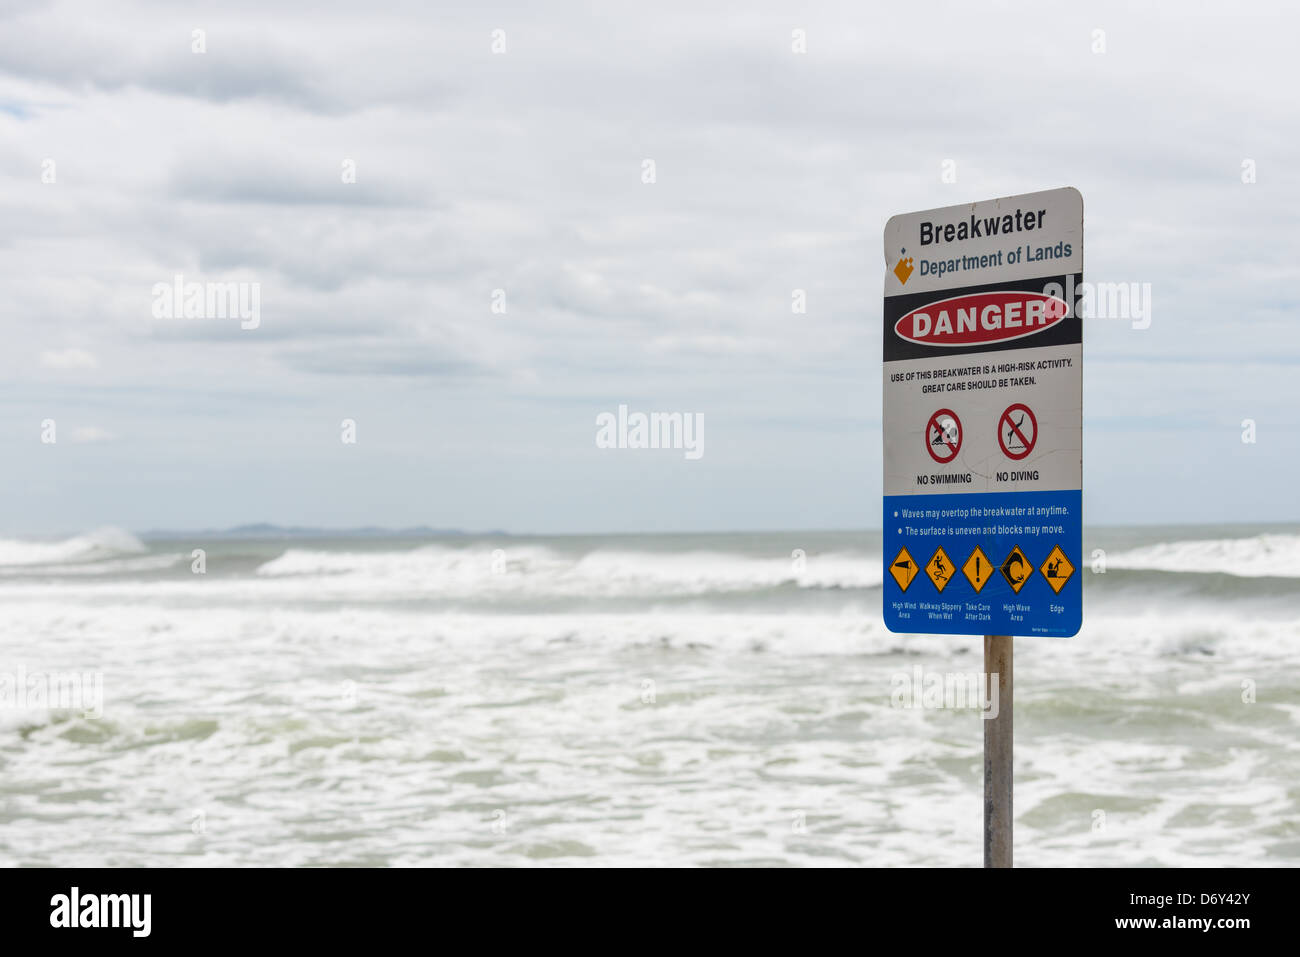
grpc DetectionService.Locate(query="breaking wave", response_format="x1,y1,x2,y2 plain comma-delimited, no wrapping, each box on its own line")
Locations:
1107,533,1300,578
0,527,145,567
255,544,884,597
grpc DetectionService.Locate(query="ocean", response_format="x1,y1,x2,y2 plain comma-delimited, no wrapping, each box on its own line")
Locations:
0,525,1296,867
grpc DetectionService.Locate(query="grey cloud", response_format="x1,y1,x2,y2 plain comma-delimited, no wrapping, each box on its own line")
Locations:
0,28,339,112
168,154,431,207
1,0,1297,532
276,342,486,378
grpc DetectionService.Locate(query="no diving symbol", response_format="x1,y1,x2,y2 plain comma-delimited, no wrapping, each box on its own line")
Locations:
999,403,1038,460
926,409,962,464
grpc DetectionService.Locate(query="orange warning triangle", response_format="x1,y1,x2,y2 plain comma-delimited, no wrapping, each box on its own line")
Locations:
889,546,918,591
924,546,955,593
1038,544,1075,594
999,545,1031,594
962,545,994,593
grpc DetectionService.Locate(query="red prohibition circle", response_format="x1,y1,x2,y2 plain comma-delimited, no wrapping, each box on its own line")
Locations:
998,403,1038,460
925,408,962,464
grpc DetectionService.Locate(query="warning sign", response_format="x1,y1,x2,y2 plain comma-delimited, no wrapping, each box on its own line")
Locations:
999,546,1032,594
889,547,918,591
926,409,962,464
882,187,1083,638
998,403,1038,461
925,546,955,592
1039,545,1075,594
962,545,994,593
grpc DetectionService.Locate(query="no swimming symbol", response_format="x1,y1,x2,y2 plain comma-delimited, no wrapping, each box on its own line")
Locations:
926,409,962,464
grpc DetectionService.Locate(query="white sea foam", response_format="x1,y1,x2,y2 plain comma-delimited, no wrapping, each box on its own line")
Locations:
0,553,185,578
0,528,1297,866
0,527,145,567
254,545,883,596
0,597,1295,866
1107,533,1300,578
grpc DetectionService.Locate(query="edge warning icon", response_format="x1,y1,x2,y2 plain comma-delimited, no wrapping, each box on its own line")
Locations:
1039,544,1075,593
999,545,1032,594
962,545,994,593
924,546,955,592
889,546,918,591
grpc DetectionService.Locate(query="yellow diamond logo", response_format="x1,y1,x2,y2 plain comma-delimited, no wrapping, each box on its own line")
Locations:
889,547,918,591
1039,544,1075,594
924,546,955,593
999,545,1031,594
961,545,994,593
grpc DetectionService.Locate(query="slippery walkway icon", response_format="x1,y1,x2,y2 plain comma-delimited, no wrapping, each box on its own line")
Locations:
925,546,954,593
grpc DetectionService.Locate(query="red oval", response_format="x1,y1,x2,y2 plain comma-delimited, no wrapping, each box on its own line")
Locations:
894,290,1069,347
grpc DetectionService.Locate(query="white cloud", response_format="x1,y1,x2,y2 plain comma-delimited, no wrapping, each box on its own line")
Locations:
39,348,99,370
69,426,115,443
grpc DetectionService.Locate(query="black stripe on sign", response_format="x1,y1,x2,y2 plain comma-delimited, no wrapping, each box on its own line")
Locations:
883,272,1082,363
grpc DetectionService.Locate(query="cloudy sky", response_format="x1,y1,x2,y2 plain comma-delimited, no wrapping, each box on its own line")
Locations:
2,0,1296,535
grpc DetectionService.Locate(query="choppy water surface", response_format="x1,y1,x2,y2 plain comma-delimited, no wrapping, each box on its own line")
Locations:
0,525,1297,866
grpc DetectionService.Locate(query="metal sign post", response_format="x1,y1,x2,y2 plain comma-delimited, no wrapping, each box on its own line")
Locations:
983,634,1012,868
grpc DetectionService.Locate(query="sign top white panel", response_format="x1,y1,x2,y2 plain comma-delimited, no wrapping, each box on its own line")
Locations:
883,187,1083,298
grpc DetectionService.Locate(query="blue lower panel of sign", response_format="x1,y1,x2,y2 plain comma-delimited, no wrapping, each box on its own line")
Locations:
882,489,1082,637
